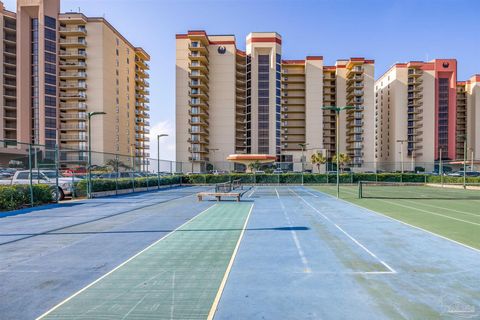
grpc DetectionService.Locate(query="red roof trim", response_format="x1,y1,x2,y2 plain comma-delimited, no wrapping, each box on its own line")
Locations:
209,40,235,45
306,56,323,60
176,34,188,39
248,37,282,45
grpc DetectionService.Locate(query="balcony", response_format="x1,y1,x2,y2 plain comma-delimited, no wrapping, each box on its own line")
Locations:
59,27,87,36
61,113,87,120
135,110,148,118
189,80,209,91
188,52,209,64
59,38,87,47
408,69,423,77
60,71,87,79
60,124,86,130
59,51,87,58
188,71,209,81
60,102,87,110
60,82,87,90
188,118,209,127
188,108,209,117
60,134,87,142
188,128,209,135
60,61,87,69
135,58,150,70
188,42,209,54
60,93,87,100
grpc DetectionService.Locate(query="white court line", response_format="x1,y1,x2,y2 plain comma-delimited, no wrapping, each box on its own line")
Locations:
275,188,311,273
378,200,480,227
289,188,396,274
321,187,480,227
401,199,480,219
207,203,254,320
170,271,176,320
308,187,480,254
247,187,256,198
36,204,218,320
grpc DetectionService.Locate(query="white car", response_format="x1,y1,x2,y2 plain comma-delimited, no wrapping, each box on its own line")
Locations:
0,170,82,200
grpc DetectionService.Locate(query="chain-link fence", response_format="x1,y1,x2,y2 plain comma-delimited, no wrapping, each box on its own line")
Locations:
1,139,478,209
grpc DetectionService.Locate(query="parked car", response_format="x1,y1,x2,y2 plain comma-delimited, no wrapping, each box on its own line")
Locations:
0,170,81,200
254,170,265,174
273,168,284,174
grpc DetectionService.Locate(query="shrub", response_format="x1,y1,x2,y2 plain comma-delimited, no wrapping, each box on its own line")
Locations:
0,185,53,211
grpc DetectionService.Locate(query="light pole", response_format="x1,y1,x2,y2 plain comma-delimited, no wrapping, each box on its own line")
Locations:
209,148,219,173
298,143,309,172
87,111,106,199
458,134,467,189
157,134,169,174
322,105,355,198
396,139,407,173
439,147,444,187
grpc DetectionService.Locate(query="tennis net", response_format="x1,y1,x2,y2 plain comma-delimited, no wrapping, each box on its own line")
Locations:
358,181,480,200
215,179,243,193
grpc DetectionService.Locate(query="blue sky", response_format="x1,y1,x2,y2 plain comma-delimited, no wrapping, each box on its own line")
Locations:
3,0,480,160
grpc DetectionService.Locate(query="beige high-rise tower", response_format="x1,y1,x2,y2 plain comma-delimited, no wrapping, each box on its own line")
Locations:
0,1,150,170
176,30,376,172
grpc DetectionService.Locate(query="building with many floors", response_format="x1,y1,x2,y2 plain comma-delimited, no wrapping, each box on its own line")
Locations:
0,0,150,170
176,30,375,172
375,60,480,171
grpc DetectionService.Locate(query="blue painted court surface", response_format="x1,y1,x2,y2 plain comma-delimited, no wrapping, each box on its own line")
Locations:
0,186,479,319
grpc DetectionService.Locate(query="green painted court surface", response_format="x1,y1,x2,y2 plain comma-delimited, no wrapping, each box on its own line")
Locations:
40,202,252,319
312,185,480,250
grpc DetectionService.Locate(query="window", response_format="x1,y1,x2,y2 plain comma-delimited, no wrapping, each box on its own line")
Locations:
45,96,56,106
45,74,57,85
45,16,56,29
45,85,56,95
45,63,56,75
44,39,56,53
45,107,56,117
45,28,56,41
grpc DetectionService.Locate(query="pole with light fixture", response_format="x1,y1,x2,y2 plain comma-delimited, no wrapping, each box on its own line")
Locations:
87,111,106,199
322,106,355,198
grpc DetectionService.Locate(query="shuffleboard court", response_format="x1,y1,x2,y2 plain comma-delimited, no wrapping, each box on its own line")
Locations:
38,202,253,319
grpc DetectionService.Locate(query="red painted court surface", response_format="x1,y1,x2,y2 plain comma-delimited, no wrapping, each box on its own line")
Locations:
0,186,479,319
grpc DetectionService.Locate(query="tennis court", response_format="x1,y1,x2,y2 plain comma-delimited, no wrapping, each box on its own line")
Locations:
313,183,480,250
1,185,479,319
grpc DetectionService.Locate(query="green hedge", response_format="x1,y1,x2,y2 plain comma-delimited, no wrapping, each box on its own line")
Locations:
0,185,53,211
179,173,478,185
74,176,182,197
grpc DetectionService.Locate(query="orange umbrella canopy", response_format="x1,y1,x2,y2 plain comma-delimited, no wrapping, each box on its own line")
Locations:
226,154,276,164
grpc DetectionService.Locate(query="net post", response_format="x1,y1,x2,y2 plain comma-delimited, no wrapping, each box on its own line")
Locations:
358,181,362,199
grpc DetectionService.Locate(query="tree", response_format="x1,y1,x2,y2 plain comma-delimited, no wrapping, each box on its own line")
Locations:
332,153,351,172
105,159,131,172
310,152,326,173
247,160,261,173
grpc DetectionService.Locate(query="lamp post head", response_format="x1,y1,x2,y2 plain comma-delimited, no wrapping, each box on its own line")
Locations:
88,111,106,118
157,134,169,139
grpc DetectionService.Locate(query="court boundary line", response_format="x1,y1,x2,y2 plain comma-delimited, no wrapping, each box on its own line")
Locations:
306,186,480,254
207,203,254,320
36,203,217,320
289,188,396,274
275,188,311,273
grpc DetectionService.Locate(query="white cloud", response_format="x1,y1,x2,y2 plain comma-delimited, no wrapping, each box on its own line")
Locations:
148,120,175,161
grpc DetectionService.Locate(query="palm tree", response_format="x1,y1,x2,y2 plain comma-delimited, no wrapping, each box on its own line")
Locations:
310,152,326,173
332,153,351,172
247,160,261,173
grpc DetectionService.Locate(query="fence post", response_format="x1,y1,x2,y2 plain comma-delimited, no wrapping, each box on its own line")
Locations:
55,144,59,203
28,144,34,207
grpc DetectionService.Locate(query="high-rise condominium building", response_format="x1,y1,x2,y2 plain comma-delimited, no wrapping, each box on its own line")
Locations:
0,1,150,169
375,60,479,171
176,30,375,172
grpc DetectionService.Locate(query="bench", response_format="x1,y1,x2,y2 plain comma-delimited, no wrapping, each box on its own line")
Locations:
197,192,241,202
